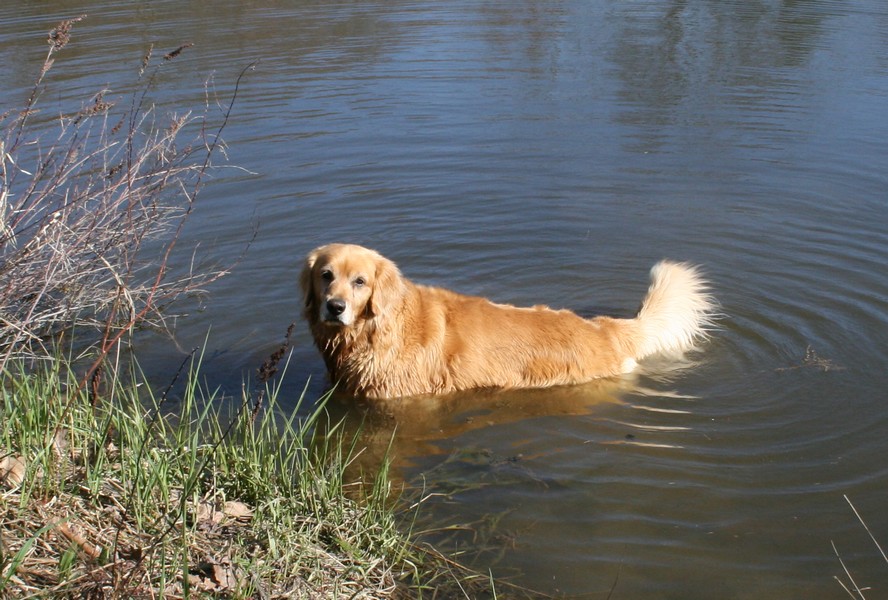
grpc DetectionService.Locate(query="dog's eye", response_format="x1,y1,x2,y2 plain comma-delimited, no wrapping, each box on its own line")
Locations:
353,277,366,287
320,270,334,282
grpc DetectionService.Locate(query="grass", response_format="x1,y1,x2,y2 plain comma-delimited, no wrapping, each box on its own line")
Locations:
0,351,384,597
833,495,888,600
0,347,514,598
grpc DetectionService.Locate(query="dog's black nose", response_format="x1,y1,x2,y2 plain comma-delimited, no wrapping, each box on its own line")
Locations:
326,298,347,316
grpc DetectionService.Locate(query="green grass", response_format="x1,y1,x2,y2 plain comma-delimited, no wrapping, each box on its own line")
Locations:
0,352,501,598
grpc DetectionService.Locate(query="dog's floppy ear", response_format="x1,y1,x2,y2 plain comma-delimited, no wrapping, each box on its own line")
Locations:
368,254,406,318
299,248,320,312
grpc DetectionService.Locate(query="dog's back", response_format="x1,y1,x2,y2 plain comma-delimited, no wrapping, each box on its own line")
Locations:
379,261,714,393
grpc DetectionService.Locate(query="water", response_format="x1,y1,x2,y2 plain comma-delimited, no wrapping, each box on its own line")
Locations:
2,1,887,597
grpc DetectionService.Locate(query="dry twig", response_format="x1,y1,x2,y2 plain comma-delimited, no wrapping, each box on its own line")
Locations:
0,17,251,373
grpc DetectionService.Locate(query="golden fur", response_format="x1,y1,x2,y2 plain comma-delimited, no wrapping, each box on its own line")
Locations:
301,243,715,400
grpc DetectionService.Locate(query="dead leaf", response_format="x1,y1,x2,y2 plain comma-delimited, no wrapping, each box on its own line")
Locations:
56,520,103,559
211,562,238,590
0,455,26,486
223,500,253,521
194,500,222,524
190,560,238,592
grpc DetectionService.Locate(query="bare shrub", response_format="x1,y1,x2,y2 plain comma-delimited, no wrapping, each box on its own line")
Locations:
0,16,251,371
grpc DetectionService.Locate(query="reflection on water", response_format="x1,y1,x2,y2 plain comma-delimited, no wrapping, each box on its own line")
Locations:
323,377,629,477
3,0,888,596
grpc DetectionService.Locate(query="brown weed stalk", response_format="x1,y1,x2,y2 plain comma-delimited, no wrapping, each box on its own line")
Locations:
0,16,253,375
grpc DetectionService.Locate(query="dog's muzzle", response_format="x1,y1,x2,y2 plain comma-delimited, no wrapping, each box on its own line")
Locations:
322,298,348,324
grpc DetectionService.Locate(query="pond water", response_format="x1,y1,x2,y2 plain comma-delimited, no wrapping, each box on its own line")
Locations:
2,1,888,597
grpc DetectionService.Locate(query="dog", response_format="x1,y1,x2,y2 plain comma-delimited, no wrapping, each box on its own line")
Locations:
300,243,715,400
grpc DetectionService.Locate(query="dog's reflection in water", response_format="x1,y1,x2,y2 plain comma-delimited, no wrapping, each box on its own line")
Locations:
314,375,634,487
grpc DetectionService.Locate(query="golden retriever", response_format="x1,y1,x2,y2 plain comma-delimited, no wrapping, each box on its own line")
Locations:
300,243,715,400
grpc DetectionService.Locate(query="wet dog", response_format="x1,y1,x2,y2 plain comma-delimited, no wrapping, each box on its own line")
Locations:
300,243,715,399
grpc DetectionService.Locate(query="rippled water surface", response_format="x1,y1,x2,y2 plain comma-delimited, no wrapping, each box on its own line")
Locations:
3,1,888,597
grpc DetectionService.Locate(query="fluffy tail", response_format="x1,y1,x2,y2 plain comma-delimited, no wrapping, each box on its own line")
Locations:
631,261,715,361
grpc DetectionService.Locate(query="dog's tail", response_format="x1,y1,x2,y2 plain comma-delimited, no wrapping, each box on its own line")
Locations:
630,261,715,362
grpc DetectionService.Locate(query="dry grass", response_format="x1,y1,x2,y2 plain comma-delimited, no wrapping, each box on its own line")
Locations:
0,15,249,376
833,495,888,599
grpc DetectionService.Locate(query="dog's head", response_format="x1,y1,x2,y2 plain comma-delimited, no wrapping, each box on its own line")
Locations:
300,243,406,328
